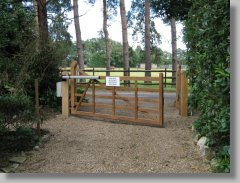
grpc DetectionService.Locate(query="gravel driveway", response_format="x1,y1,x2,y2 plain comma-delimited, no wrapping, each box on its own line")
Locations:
17,98,211,173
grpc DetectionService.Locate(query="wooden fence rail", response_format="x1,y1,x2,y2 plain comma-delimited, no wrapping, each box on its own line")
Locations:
61,61,164,127
61,61,188,127
60,67,178,87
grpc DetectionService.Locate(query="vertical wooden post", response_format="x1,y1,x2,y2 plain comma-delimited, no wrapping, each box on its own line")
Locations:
34,79,41,136
70,61,77,113
62,80,69,117
112,86,116,116
134,80,138,120
180,70,188,116
159,73,164,127
93,67,95,76
128,67,131,87
176,65,181,109
92,81,96,113
164,68,167,88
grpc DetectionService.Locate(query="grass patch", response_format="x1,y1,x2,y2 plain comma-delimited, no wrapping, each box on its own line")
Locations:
70,68,177,92
85,68,174,77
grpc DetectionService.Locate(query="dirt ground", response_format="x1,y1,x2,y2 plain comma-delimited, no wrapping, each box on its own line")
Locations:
16,98,211,173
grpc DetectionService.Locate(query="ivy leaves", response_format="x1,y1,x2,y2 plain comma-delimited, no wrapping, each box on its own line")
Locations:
184,0,230,172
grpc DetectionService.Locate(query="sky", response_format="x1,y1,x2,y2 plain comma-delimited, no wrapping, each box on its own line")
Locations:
67,0,186,52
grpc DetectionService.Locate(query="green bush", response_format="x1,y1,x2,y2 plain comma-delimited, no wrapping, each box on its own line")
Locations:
0,94,35,131
76,87,84,94
14,127,39,150
0,127,39,152
39,87,61,111
184,0,230,172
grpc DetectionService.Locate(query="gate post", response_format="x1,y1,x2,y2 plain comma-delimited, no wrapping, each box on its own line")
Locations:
179,70,188,116
62,80,69,117
176,65,181,109
159,73,164,127
70,61,77,113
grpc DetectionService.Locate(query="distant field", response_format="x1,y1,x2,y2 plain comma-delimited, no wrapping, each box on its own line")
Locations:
61,67,174,77
61,67,176,91
84,68,174,77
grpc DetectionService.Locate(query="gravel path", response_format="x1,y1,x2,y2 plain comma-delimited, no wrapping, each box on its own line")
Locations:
17,99,211,173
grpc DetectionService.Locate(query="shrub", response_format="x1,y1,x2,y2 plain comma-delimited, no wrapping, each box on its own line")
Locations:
184,0,230,172
0,93,35,131
0,127,39,152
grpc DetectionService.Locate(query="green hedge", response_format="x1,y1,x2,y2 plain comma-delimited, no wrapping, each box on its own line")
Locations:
184,0,230,172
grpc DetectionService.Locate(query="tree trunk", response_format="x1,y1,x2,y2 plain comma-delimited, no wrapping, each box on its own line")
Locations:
171,17,177,84
120,0,129,77
73,0,84,69
37,0,49,47
33,0,39,52
145,0,151,80
103,0,110,76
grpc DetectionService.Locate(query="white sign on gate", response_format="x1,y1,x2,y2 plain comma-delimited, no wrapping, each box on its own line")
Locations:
106,77,120,87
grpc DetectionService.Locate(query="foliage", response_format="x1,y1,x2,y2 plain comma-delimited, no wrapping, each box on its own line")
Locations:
0,0,72,103
212,145,230,173
80,38,135,67
0,0,35,89
109,40,124,67
160,50,172,65
184,0,230,172
39,87,61,110
151,0,192,21
17,43,63,100
130,46,145,67
0,93,35,131
0,0,72,136
83,38,107,67
127,0,161,48
0,127,39,152
151,47,162,66
177,48,187,65
75,38,167,68
128,46,143,67
14,127,39,150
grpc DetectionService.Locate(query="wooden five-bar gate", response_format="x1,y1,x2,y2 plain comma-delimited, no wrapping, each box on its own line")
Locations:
62,61,164,127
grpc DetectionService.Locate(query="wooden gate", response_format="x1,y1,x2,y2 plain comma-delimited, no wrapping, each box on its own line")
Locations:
175,65,188,116
62,61,164,127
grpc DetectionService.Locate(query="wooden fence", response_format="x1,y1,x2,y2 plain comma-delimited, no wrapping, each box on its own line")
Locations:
62,61,164,127
60,67,177,88
61,62,189,128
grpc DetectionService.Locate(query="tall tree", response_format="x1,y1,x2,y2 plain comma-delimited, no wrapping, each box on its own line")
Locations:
128,0,161,47
31,0,49,51
145,0,151,78
171,17,177,73
33,0,39,51
120,0,129,77
151,0,191,79
128,0,161,76
37,0,49,47
0,0,73,105
73,0,84,69
103,0,111,76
